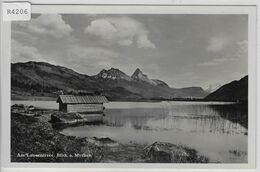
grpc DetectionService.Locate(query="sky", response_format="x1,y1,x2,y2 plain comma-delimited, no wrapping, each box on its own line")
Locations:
11,14,248,90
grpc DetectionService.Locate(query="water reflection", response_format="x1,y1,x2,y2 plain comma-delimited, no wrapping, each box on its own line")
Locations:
104,103,247,135
208,104,248,128
11,100,248,163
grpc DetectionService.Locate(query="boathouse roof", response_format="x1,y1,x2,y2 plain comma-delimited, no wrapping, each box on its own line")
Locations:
56,95,108,104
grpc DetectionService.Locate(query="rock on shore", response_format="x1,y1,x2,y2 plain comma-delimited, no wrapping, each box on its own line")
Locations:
144,142,208,163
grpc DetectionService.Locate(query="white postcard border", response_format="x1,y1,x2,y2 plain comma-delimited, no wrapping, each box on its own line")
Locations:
0,3,258,172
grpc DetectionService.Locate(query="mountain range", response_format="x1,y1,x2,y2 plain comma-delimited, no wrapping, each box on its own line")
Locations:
11,61,209,100
205,76,248,102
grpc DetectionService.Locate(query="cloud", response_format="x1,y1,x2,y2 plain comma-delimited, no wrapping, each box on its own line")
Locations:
137,34,156,49
207,36,228,52
67,46,119,60
197,61,218,67
11,30,38,44
84,17,155,49
17,14,73,38
204,83,221,93
66,45,119,74
12,40,43,63
236,40,248,53
197,57,237,67
178,72,194,77
230,71,246,79
213,57,237,62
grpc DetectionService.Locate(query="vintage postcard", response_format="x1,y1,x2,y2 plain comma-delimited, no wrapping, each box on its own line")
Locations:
0,4,257,170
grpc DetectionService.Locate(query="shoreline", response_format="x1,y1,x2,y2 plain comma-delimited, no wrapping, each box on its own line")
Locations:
11,95,246,103
11,108,209,163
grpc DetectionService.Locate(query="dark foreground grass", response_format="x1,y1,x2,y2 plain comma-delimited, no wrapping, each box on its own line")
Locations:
11,113,102,162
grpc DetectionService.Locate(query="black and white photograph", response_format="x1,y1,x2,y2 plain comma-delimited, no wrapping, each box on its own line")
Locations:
9,9,253,165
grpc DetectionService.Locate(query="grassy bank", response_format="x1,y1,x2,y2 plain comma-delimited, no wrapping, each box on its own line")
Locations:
11,113,102,162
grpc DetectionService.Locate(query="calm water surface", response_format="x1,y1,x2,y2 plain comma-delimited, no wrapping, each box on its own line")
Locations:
12,101,248,163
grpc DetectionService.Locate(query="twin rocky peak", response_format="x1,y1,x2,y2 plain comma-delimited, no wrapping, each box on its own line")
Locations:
95,68,169,87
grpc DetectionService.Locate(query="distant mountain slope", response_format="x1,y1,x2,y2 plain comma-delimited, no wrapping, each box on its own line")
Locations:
151,79,169,88
179,87,209,98
11,61,99,92
204,76,248,101
11,61,208,99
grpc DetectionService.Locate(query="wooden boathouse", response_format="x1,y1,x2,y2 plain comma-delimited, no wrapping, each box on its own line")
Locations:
56,95,108,113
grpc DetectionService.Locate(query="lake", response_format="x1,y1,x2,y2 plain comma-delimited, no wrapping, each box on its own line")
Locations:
12,100,248,163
